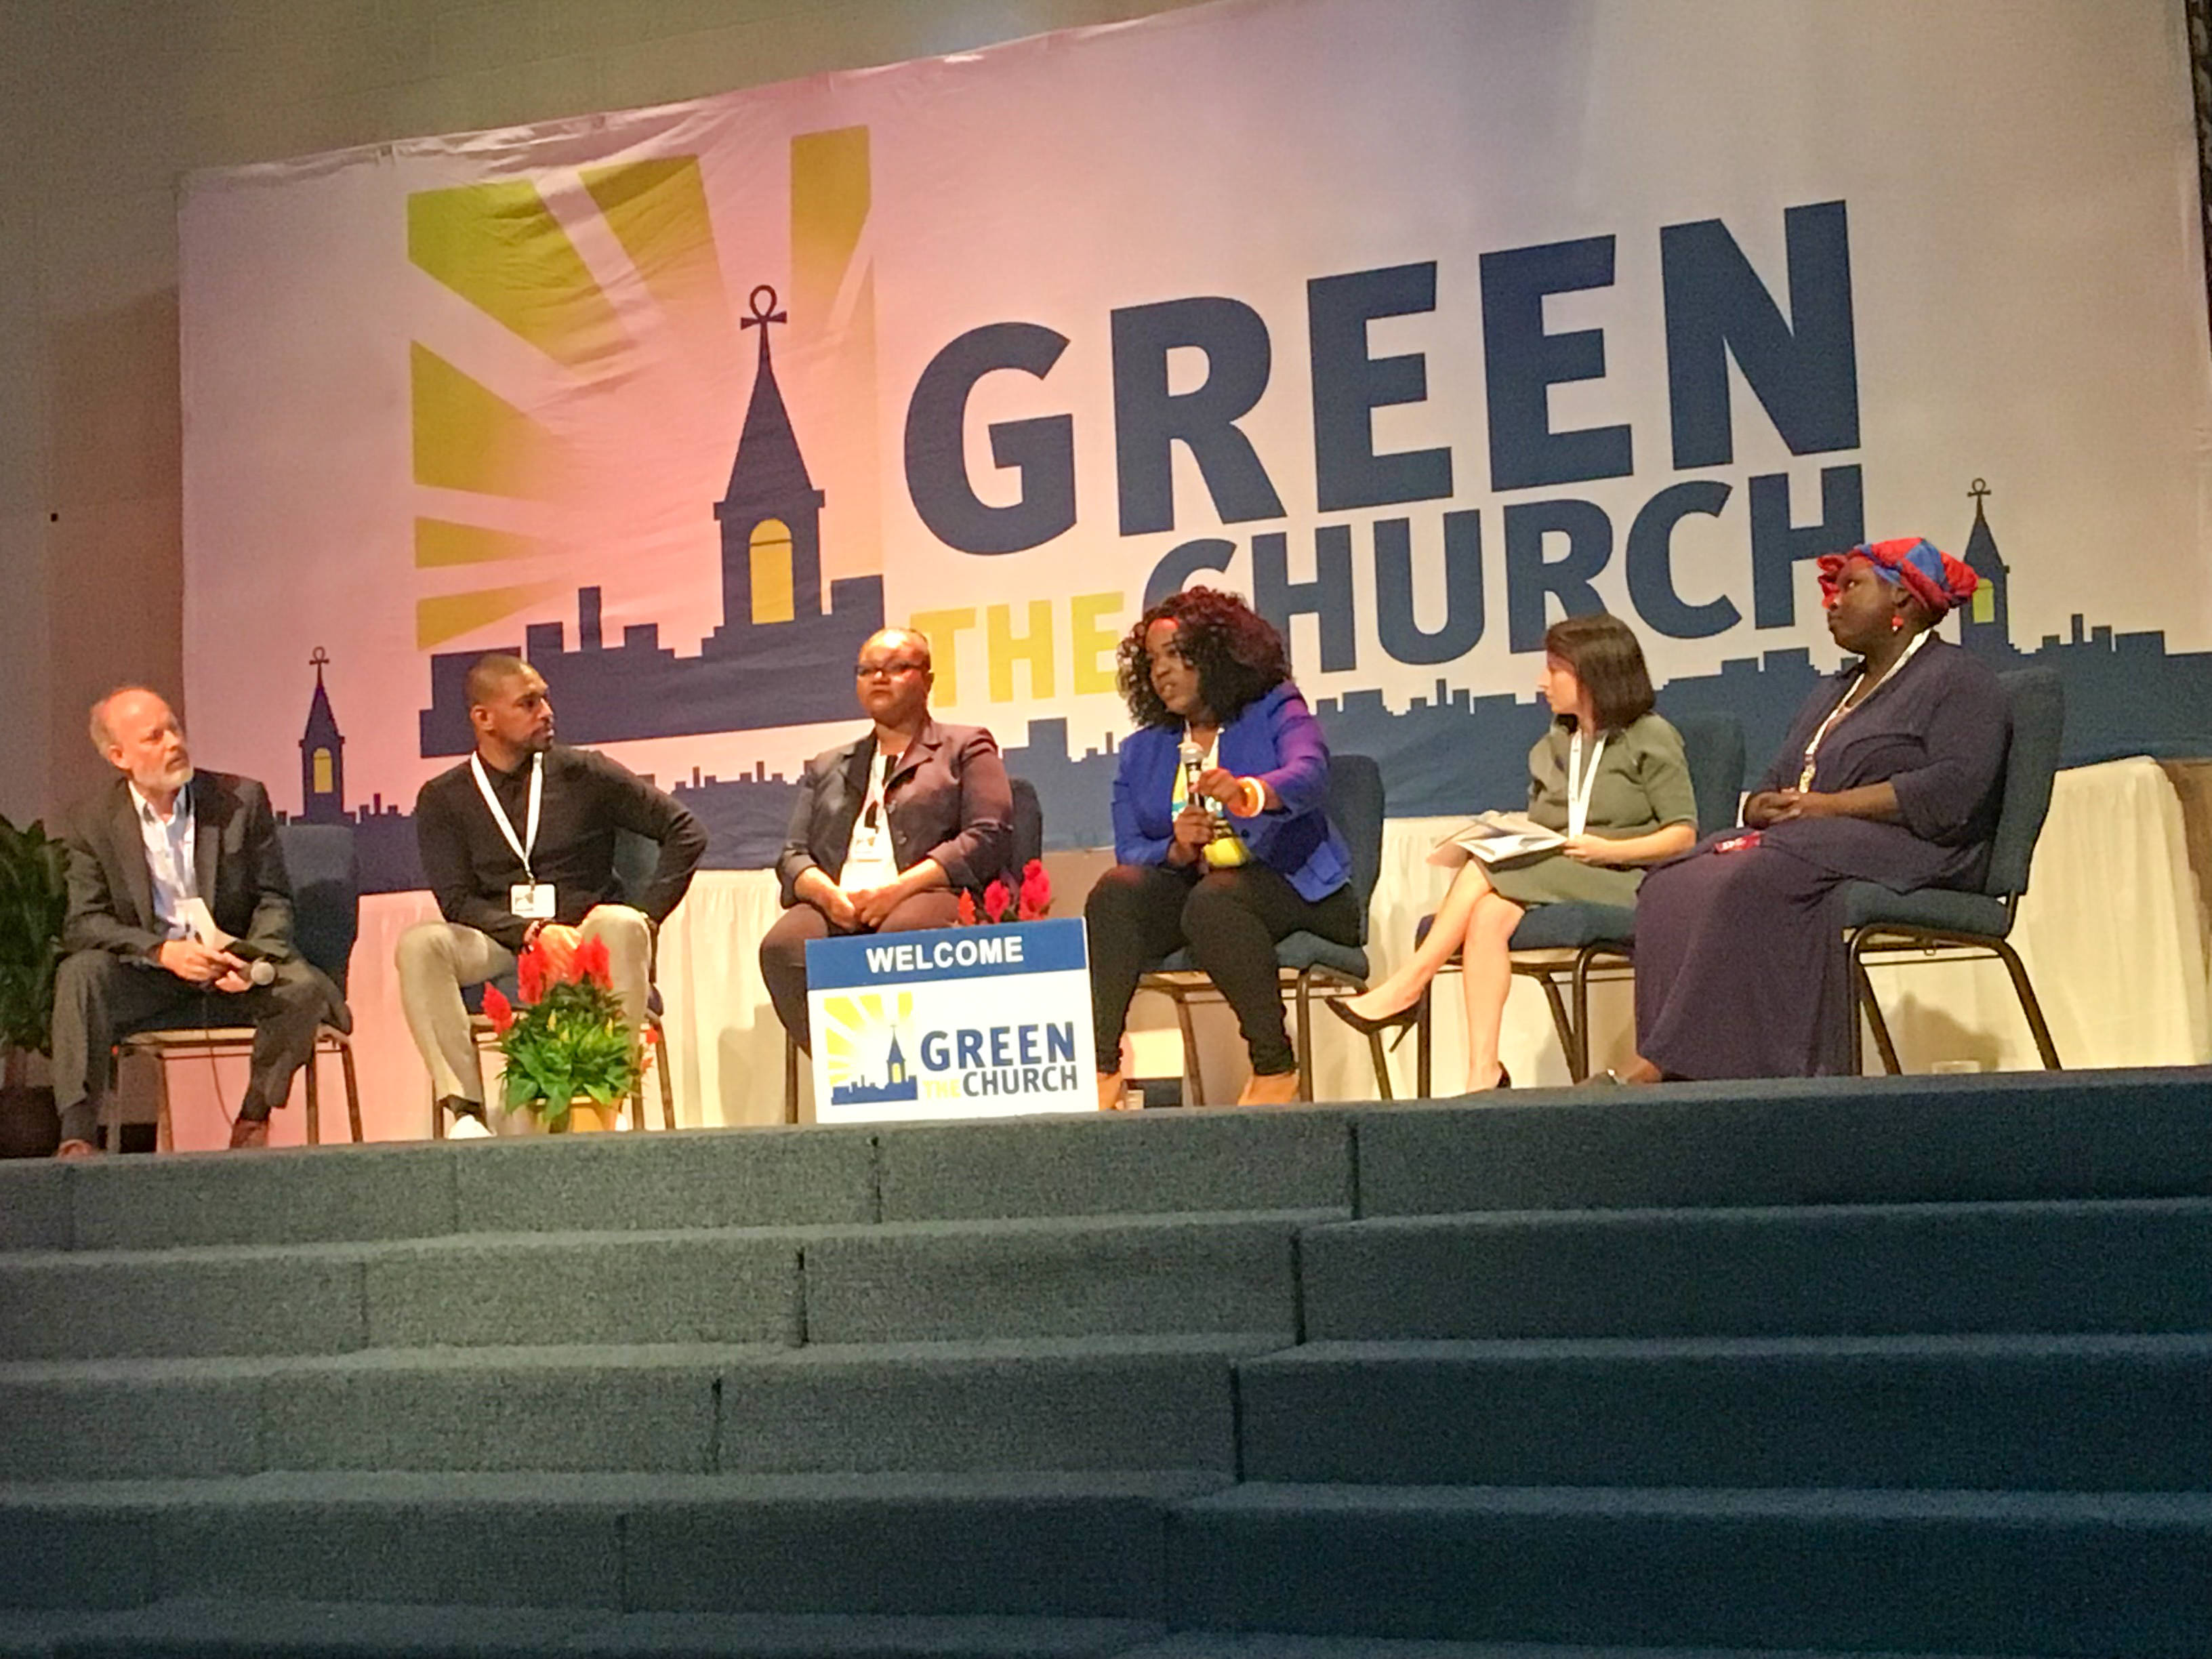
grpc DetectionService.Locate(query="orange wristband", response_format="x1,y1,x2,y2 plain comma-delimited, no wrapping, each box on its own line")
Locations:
1227,777,1265,818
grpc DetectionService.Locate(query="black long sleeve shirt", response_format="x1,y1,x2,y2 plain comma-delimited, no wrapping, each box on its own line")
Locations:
414,745,708,950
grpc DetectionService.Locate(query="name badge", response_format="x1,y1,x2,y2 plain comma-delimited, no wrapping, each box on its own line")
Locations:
510,882,556,920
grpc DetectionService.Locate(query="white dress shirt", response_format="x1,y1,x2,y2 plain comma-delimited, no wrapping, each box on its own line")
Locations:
129,778,199,942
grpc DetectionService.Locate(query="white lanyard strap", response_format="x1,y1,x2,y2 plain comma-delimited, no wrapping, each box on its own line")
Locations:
470,752,543,880
1798,628,1930,790
1565,731,1606,838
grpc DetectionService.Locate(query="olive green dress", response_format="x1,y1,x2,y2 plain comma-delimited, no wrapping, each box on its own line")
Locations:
1485,712,1698,907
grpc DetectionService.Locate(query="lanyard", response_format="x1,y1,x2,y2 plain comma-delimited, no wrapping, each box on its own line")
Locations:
1797,628,1931,790
1565,730,1606,838
470,752,543,881
859,748,896,830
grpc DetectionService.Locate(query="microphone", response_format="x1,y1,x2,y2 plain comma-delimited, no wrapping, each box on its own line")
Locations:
1179,739,1223,835
220,937,279,987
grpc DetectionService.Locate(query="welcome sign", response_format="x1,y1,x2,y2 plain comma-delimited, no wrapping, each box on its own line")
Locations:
804,920,1096,1122
180,0,2212,892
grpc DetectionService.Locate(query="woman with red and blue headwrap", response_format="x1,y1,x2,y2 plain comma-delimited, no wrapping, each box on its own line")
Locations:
1628,537,2010,1080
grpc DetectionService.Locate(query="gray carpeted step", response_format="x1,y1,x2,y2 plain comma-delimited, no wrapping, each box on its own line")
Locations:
0,1598,1160,1656
1,1337,1272,1482
0,1165,68,1252
1115,1637,2040,1658
1351,1067,2212,1217
1237,1333,2212,1492
0,1470,1225,1620
0,1243,369,1360
62,1143,463,1250
1299,1197,2212,1340
449,1127,880,1234
717,1336,1272,1473
800,1213,1322,1343
1166,1482,2212,1656
873,1110,1352,1222
361,1229,802,1349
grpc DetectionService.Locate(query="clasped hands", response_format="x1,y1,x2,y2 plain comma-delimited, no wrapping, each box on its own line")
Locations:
1744,788,1837,827
155,937,251,993
802,867,930,930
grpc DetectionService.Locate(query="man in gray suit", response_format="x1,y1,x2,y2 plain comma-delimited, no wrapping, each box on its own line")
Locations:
52,686,346,1155
759,627,1013,1050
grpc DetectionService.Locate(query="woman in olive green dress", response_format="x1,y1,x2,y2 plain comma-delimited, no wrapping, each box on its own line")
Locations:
1331,614,1697,1091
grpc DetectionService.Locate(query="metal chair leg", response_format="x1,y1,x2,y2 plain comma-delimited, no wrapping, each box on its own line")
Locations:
1992,939,2062,1068
1534,973,1576,1082
1294,974,1314,1103
1847,935,1903,1075
1172,993,1204,1107
657,1029,678,1128
1415,989,1433,1099
152,1052,173,1153
340,1038,363,1142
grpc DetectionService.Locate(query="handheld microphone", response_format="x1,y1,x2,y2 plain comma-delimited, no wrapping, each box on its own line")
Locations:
1179,739,1224,836
220,937,279,987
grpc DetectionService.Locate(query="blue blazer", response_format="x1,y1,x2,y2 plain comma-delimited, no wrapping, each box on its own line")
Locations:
1111,683,1352,903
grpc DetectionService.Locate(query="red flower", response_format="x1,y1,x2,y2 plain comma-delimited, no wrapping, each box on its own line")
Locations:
516,945,546,1004
577,936,613,990
1018,858,1051,920
956,890,978,926
983,878,1011,924
481,983,515,1033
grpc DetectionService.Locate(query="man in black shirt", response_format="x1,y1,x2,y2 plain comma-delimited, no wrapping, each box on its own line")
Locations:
398,654,707,1133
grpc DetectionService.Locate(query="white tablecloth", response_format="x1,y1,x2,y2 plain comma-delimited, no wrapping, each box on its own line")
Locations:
149,758,2209,1147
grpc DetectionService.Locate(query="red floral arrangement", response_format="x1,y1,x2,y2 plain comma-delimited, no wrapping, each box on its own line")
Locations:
956,858,1052,926
480,934,638,1127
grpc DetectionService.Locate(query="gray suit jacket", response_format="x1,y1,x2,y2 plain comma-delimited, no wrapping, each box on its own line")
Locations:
62,772,295,964
776,719,1014,906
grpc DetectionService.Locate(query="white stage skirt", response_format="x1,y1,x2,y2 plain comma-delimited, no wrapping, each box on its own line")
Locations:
144,757,2207,1149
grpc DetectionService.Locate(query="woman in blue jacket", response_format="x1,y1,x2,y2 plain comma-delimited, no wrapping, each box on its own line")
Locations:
1086,588,1358,1109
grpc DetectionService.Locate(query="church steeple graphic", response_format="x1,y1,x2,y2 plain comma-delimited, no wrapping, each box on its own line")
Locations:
300,647,347,824
713,285,827,634
1959,478,2013,659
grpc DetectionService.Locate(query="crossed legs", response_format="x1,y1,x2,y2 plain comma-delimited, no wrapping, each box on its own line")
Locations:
1338,859,1525,1092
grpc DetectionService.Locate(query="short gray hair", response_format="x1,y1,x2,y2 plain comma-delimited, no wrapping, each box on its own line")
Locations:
87,684,164,753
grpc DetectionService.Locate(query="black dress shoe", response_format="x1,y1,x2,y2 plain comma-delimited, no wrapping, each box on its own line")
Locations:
1327,996,1422,1050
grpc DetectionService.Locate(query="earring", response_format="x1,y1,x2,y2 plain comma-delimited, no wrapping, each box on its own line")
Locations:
1889,616,1903,632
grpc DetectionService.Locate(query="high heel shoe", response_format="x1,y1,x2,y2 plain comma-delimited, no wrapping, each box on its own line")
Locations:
1327,996,1423,1050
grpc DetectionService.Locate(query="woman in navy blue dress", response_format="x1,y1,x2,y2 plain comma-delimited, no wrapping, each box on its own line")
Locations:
1631,537,2009,1079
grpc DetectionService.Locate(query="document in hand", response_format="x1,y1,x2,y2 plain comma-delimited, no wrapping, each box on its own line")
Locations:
1427,812,1566,868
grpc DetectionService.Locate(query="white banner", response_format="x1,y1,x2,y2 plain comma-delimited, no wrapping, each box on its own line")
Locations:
181,0,2212,890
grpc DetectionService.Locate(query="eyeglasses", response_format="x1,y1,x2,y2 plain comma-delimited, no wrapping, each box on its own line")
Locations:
855,659,925,679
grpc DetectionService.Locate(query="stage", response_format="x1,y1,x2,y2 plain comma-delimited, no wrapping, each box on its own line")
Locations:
2,1066,2209,1656
94,752,2212,1150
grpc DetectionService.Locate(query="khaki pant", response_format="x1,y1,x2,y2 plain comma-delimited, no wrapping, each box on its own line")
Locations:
395,905,652,1105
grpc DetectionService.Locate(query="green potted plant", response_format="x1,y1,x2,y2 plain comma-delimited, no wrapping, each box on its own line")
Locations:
0,813,69,1155
480,934,643,1132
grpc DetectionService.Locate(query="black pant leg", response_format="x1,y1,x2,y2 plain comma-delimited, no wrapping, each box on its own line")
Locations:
1084,863,1197,1063
1179,869,1363,1076
759,902,839,1052
50,951,198,1145
232,960,335,1120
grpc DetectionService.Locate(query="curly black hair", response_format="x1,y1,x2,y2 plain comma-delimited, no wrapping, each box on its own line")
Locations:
1116,586,1291,729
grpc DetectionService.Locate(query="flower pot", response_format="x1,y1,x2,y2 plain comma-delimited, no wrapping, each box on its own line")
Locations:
548,1099,619,1134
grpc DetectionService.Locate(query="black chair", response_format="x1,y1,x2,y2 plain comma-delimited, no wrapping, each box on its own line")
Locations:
441,828,678,1136
1414,712,1746,1092
1843,668,2064,1073
112,821,362,1149
781,776,1044,1122
1134,754,1392,1104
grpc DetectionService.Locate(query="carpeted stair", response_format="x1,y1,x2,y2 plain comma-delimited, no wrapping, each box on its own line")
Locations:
1,1067,2207,1657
